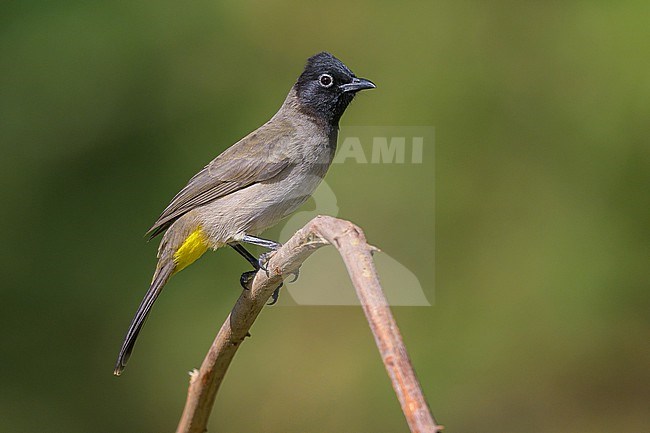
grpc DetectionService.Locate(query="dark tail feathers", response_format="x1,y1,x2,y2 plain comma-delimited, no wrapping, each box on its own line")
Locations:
114,262,174,376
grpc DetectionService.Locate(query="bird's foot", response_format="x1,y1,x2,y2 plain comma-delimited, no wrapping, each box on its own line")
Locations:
258,251,277,276
267,284,282,306
287,267,300,283
240,270,282,305
240,270,257,290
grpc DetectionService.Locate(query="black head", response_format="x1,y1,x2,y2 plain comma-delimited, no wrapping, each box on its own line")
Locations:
294,52,375,126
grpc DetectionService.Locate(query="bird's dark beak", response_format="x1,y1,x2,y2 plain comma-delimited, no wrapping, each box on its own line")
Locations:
339,77,376,93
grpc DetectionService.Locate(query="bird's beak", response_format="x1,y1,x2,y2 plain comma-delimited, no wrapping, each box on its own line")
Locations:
339,77,376,93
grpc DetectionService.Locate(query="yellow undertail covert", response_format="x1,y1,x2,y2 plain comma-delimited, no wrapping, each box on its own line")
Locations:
173,227,209,274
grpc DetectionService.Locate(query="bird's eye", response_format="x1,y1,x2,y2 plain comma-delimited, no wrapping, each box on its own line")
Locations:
318,74,334,88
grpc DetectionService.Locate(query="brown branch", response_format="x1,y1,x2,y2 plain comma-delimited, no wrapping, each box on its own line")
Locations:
176,216,441,433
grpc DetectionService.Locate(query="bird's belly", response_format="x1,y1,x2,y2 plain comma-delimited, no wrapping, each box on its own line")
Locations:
198,165,327,246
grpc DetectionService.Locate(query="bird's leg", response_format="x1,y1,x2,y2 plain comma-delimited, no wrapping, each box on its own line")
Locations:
233,236,291,305
230,243,259,268
242,234,282,250
242,234,282,273
229,243,259,290
242,234,300,283
229,243,284,303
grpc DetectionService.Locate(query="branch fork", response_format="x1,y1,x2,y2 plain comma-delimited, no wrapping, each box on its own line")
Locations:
176,216,441,433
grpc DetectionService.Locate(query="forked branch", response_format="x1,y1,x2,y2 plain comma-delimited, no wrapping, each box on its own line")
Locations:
176,215,441,433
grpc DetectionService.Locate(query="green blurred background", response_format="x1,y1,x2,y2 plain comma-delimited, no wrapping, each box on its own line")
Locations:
2,1,649,432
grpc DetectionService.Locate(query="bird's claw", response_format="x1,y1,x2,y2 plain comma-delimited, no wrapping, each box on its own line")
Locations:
287,268,300,283
240,270,257,290
258,251,275,276
267,284,282,306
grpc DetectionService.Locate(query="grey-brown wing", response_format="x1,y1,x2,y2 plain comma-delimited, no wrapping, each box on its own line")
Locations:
146,123,294,238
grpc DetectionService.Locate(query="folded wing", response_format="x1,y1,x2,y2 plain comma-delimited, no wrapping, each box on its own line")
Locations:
147,121,295,238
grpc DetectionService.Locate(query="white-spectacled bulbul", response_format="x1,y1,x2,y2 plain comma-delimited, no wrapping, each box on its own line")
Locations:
114,52,375,375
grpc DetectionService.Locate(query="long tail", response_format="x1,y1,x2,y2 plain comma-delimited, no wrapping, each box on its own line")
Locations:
114,261,175,376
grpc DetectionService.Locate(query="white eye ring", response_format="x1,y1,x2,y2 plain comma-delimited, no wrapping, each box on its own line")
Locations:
318,73,334,88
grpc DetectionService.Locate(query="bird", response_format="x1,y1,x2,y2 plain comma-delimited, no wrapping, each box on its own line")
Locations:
113,52,375,376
